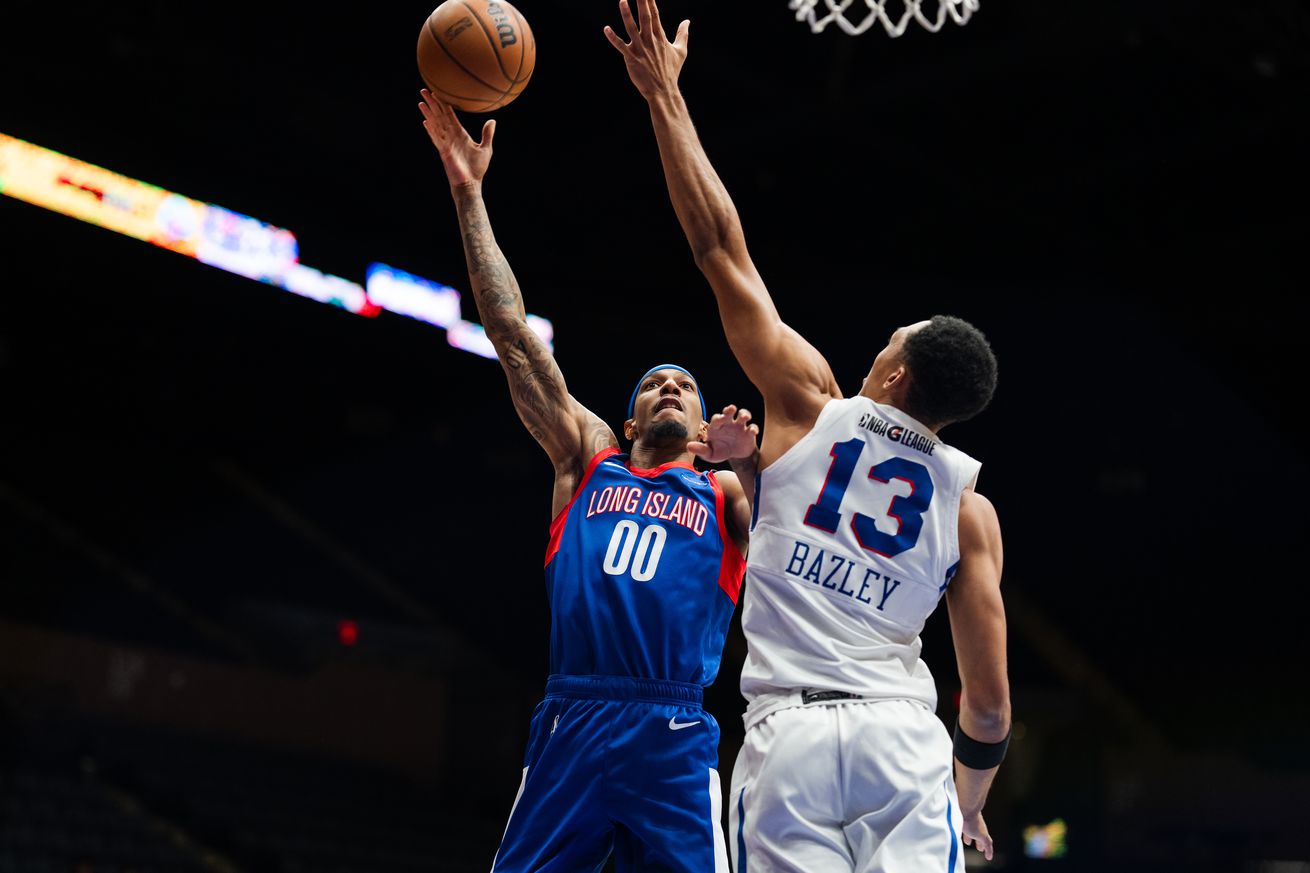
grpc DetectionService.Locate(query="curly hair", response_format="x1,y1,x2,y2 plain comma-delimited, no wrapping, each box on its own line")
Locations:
900,315,998,428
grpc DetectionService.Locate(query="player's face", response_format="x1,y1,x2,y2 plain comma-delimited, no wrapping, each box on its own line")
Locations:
629,369,705,442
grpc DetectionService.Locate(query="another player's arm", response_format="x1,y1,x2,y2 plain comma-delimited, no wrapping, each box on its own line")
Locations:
605,0,839,428
420,91,616,511
946,489,1010,861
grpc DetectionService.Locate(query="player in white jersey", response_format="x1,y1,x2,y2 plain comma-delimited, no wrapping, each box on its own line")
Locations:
607,1,1010,869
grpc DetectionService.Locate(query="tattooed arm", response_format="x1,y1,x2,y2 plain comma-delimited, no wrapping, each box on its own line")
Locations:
450,184,614,470
420,91,616,513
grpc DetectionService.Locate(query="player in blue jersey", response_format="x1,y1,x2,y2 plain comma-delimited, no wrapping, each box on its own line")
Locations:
420,89,758,872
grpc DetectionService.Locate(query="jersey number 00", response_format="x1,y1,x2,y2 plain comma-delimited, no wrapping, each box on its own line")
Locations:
602,521,668,581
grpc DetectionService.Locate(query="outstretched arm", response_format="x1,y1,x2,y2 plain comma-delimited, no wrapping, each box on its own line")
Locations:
605,0,839,428
420,91,615,508
946,490,1010,861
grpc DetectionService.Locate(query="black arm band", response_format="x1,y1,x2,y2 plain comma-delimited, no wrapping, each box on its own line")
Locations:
953,718,1010,770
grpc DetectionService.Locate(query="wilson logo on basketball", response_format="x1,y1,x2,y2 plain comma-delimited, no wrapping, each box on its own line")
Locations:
486,2,517,48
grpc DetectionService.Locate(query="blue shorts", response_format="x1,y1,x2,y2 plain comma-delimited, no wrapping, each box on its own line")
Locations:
491,675,728,873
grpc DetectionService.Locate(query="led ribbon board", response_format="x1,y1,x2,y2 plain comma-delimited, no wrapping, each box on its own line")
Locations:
0,132,554,360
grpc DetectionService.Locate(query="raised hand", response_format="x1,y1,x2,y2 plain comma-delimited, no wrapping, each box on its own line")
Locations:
419,88,496,188
688,405,759,464
603,0,688,100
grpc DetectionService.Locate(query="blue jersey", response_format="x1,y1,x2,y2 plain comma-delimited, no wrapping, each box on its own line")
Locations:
543,447,745,686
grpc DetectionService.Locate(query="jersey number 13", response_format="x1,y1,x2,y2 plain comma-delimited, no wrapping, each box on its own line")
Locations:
803,438,934,558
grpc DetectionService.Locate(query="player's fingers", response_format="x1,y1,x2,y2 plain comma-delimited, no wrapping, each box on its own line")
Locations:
748,424,760,435
634,0,652,37
643,0,662,36
735,407,752,423
438,98,461,126
619,0,639,39
423,89,450,122
602,24,629,54
675,18,690,50
718,404,737,418
425,105,450,137
481,119,496,148
420,102,445,132
687,441,710,457
419,111,441,140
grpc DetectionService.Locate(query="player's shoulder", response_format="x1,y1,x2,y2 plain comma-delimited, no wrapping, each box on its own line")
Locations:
712,467,742,492
959,489,1002,547
706,467,751,516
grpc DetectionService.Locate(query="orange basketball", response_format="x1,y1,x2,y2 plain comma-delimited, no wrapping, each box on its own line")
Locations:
417,0,536,113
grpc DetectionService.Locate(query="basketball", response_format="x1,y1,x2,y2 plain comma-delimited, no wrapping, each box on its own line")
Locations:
417,0,536,113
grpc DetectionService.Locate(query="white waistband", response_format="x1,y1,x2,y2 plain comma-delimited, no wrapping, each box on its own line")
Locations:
742,689,931,732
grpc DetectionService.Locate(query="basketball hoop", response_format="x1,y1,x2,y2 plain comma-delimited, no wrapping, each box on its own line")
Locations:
789,0,978,37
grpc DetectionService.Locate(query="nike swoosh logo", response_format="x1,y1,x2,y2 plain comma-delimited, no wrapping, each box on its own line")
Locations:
668,717,702,731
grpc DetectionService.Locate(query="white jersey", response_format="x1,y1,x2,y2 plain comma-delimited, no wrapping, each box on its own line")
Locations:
740,396,981,728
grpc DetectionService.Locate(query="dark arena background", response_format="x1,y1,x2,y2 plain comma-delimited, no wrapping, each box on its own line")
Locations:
2,1,1307,871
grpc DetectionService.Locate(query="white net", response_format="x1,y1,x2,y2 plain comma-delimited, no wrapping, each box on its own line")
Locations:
789,0,979,37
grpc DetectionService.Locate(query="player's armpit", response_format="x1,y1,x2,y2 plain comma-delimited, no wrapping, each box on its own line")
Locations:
545,402,618,519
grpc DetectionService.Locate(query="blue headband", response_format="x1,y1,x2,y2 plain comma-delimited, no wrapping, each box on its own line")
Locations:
627,364,707,420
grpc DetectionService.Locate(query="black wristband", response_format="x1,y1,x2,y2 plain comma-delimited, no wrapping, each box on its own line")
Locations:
953,717,1010,770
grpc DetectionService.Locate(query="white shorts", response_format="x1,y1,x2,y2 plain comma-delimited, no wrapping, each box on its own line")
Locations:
728,696,965,873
